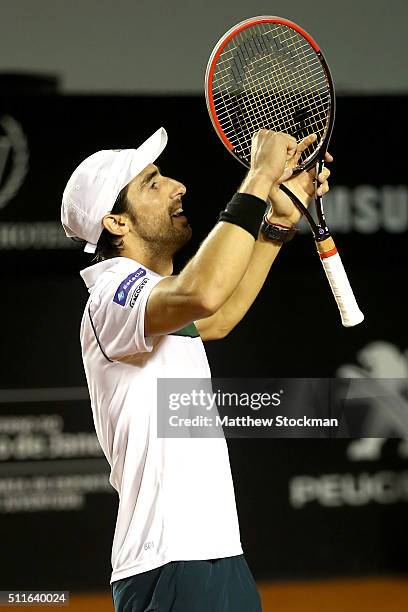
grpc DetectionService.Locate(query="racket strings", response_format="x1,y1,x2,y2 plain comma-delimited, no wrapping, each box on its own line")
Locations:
224,38,326,155
211,22,332,168
244,23,329,131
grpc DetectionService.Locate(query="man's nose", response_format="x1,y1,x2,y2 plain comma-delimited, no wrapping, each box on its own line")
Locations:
169,178,186,199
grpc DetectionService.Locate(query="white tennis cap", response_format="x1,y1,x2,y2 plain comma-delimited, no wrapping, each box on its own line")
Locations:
61,127,168,253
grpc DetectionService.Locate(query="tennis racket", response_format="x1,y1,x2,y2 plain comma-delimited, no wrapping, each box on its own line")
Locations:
205,16,364,327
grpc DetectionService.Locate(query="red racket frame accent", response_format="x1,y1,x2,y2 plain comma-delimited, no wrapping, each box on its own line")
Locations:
206,16,321,151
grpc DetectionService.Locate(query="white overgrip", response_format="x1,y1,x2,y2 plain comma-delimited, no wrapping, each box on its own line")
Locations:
317,238,364,327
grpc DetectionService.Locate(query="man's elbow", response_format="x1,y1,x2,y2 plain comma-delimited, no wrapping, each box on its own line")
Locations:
202,314,235,341
188,291,225,320
212,325,232,340
199,324,232,341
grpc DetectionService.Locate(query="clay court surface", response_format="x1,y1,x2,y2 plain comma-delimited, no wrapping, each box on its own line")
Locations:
2,577,406,611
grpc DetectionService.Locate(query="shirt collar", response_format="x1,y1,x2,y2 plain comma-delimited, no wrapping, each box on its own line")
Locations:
80,257,161,290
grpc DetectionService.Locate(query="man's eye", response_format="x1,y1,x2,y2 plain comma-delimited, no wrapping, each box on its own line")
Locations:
151,181,158,189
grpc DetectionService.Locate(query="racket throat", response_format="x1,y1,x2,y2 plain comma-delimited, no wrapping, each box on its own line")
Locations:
279,183,330,240
314,220,331,242
313,159,330,240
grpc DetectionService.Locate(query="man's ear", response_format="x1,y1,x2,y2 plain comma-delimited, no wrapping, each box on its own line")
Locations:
102,214,129,237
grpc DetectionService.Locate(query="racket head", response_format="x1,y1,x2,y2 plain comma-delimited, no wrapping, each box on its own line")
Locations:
205,16,335,173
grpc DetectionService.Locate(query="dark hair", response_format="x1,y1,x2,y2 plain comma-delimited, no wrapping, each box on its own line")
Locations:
93,185,133,262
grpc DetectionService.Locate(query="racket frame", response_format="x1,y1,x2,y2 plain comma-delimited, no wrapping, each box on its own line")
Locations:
205,15,336,177
205,16,364,327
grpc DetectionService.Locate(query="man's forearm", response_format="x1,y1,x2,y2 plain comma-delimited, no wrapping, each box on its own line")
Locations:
211,231,283,335
176,172,272,312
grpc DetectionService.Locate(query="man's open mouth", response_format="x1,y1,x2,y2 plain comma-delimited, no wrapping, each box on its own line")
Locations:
171,208,185,218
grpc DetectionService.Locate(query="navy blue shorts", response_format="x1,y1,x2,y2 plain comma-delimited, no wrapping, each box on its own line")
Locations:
111,555,262,611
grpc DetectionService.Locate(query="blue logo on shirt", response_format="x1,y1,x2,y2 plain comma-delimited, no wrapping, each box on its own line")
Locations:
113,268,147,306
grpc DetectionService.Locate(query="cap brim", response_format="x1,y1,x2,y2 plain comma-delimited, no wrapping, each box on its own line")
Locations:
128,127,168,179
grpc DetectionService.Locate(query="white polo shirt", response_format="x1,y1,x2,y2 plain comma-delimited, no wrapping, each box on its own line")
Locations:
80,257,242,584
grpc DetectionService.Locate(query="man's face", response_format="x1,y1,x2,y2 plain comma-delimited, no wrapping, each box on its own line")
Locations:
125,164,192,252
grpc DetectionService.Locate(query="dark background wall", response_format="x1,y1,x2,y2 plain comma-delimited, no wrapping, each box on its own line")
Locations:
0,95,407,590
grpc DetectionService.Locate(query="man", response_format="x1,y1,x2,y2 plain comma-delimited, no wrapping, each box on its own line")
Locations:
61,127,330,611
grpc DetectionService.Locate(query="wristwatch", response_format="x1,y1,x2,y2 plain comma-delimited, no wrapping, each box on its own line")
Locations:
260,214,298,243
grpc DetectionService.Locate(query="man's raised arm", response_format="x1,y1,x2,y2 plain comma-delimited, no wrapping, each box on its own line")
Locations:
145,130,297,337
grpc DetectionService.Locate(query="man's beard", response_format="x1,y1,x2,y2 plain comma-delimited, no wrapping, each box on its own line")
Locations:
133,216,192,257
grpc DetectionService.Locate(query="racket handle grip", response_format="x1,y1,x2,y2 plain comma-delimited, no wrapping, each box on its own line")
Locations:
316,237,364,327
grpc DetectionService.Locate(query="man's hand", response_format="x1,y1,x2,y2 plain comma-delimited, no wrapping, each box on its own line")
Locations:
250,129,298,183
240,130,298,200
267,133,333,227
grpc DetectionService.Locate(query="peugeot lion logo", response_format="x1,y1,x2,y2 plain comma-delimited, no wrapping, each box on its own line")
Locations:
338,340,408,459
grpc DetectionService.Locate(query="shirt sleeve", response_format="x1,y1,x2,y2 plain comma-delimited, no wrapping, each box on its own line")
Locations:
88,267,164,360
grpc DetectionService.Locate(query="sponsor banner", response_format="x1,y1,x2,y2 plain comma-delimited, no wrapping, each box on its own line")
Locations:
235,437,408,580
0,390,116,590
299,185,408,234
0,115,29,210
